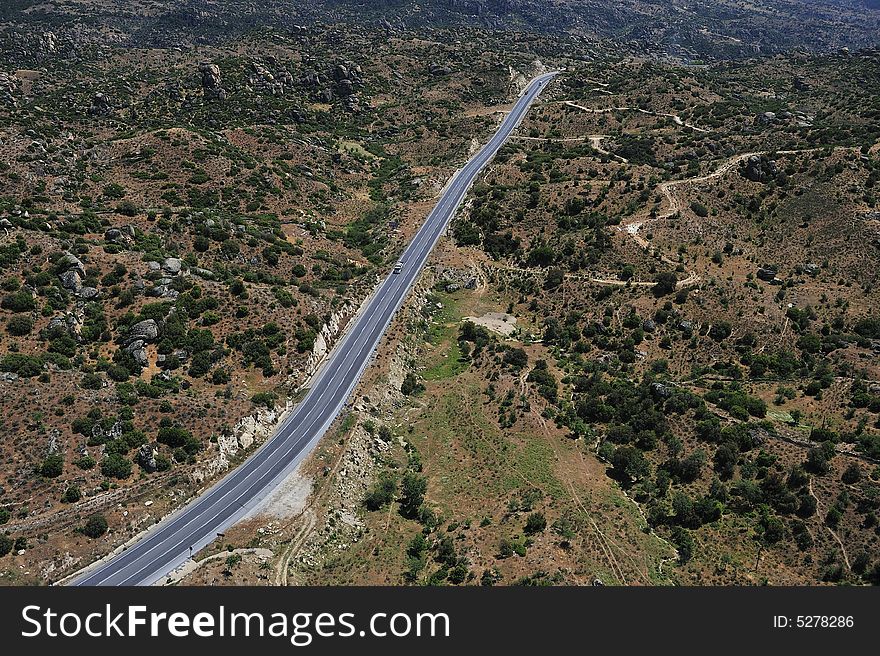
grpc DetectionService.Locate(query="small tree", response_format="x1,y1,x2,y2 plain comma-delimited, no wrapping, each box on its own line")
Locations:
709,321,732,342
841,463,861,485
653,271,678,296
364,473,397,511
805,447,830,475
435,536,457,565
38,454,63,478
399,472,427,519
62,486,82,503
101,454,132,479
524,512,547,535
503,348,528,369
401,373,425,396
448,561,469,584
611,446,650,483
6,315,33,336
81,514,108,538
670,526,694,563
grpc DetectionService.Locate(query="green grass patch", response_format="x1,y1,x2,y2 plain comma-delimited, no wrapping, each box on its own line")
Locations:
422,292,470,380
423,337,469,381
507,439,566,500
766,409,813,435
339,141,376,161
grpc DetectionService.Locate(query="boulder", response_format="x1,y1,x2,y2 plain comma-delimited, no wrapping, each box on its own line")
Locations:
199,62,221,88
199,62,227,100
344,94,361,112
136,443,158,472
58,252,86,277
192,267,216,279
651,382,672,398
741,155,779,183
124,339,148,366
128,319,159,342
793,77,810,92
161,257,182,275
88,93,112,116
46,317,66,333
300,70,322,88
78,286,99,299
48,313,77,334
59,269,82,292
757,267,777,282
104,226,133,244
91,420,122,442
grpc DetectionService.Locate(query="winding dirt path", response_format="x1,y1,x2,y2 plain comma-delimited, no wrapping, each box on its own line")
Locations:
617,146,858,281
808,478,851,572
484,261,701,290
562,100,710,133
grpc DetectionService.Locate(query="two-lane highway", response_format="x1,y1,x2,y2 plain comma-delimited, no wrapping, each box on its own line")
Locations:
72,71,558,586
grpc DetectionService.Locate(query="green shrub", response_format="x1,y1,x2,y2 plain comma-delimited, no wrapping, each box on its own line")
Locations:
251,391,278,409
0,353,43,377
80,514,108,538
399,472,427,519
690,202,709,217
38,454,63,478
157,426,190,448
524,512,547,534
62,486,82,503
101,453,132,479
364,472,397,511
1,290,35,312
401,372,425,396
6,315,33,336
75,454,96,470
103,183,126,199
81,372,103,389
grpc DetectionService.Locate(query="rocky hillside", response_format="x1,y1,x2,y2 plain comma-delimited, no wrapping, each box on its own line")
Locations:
0,18,535,582
2,1,879,62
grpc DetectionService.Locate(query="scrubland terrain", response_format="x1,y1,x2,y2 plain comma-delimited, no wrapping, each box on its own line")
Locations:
254,52,880,588
1,2,879,587
0,16,543,582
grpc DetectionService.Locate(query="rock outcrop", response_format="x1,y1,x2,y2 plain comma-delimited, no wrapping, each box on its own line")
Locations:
198,62,227,100
126,319,159,344
740,154,779,183
88,93,112,116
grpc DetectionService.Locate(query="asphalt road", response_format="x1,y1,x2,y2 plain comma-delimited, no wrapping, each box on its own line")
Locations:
72,71,558,586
